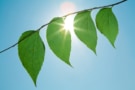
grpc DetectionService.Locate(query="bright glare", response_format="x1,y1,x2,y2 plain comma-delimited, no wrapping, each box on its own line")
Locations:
64,15,74,33
60,1,76,34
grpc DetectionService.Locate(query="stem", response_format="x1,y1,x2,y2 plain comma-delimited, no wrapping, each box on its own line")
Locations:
0,0,127,54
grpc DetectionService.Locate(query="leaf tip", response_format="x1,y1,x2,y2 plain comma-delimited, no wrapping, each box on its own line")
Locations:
94,51,97,56
91,48,97,55
32,78,37,87
94,49,97,55
110,41,116,48
66,61,73,67
32,76,38,87
112,44,116,49
34,81,37,87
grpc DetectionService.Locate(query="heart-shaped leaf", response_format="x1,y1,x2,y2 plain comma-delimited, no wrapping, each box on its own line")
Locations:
96,8,118,47
74,11,97,53
47,17,71,66
18,30,45,86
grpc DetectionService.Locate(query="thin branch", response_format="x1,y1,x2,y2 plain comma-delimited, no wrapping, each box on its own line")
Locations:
38,0,127,30
0,0,127,54
62,0,127,17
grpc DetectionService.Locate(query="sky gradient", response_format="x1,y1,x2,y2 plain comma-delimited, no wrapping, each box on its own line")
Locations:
0,0,135,90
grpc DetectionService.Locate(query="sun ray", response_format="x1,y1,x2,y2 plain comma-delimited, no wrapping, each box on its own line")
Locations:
64,15,75,34
60,2,76,35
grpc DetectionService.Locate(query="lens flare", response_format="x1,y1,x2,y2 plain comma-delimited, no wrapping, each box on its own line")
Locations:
60,2,76,15
60,2,76,34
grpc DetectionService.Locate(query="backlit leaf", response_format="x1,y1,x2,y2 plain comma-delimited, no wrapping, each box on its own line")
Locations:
74,11,97,53
18,30,45,86
96,8,118,47
47,17,71,66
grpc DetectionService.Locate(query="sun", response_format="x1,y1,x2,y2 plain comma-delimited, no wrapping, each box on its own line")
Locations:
64,15,75,33
60,2,76,34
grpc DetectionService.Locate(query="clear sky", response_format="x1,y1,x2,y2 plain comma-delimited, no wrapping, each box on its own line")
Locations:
0,0,135,90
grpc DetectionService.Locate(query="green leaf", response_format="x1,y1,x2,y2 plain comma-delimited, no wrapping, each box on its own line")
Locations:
47,17,71,66
18,30,45,86
74,11,97,53
96,8,118,47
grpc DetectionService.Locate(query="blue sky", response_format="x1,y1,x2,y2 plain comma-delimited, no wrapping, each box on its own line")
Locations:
0,0,135,90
